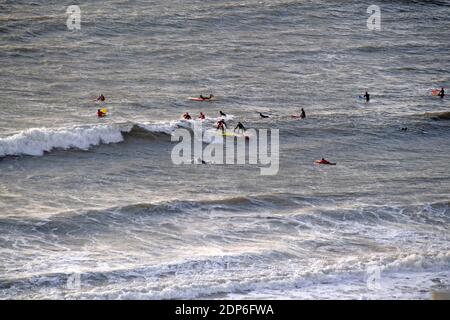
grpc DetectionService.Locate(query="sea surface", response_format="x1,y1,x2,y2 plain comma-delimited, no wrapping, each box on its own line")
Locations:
0,0,449,299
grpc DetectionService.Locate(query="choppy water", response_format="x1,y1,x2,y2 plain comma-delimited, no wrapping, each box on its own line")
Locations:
0,0,449,299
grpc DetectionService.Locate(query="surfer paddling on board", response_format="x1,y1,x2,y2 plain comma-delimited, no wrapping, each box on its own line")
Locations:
219,110,226,117
259,112,270,118
216,119,227,134
199,94,213,100
315,158,336,165
234,121,246,134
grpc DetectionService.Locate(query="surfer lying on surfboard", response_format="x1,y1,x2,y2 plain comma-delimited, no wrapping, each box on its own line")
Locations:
315,158,336,165
183,112,192,120
200,94,213,100
260,112,270,118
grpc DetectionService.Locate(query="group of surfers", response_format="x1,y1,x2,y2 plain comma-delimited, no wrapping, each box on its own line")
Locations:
92,88,446,165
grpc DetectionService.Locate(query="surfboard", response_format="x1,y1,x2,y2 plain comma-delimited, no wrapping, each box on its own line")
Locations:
431,89,440,96
221,132,236,137
188,97,216,101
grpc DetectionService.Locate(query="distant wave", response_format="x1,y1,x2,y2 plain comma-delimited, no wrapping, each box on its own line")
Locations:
1,194,448,237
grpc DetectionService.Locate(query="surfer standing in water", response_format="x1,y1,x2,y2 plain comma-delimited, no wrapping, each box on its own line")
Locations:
234,121,246,133
439,87,445,98
96,94,106,102
217,119,227,133
363,91,370,102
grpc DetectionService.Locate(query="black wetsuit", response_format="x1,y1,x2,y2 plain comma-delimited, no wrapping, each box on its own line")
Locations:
300,109,306,119
439,89,445,98
234,122,246,132
364,92,370,102
220,111,226,117
260,113,269,118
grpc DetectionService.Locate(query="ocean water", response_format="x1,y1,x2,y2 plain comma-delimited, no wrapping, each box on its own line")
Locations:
0,0,449,299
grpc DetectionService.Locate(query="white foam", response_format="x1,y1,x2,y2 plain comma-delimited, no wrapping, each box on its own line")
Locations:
138,120,181,135
0,124,132,157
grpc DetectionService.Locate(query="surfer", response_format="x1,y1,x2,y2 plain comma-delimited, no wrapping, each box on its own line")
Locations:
300,108,306,119
234,121,246,133
439,87,445,98
183,112,192,120
316,158,335,165
200,94,213,100
199,112,206,120
363,91,370,102
219,110,227,117
96,94,106,102
216,119,227,133
97,109,106,117
260,112,270,118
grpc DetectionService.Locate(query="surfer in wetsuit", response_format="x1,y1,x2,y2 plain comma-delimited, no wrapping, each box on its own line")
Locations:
199,112,205,120
217,119,227,133
300,108,306,119
97,109,105,117
439,87,445,98
183,112,192,120
234,121,246,133
219,110,226,117
200,94,213,100
96,94,105,102
319,158,331,164
259,112,270,118
363,91,370,102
